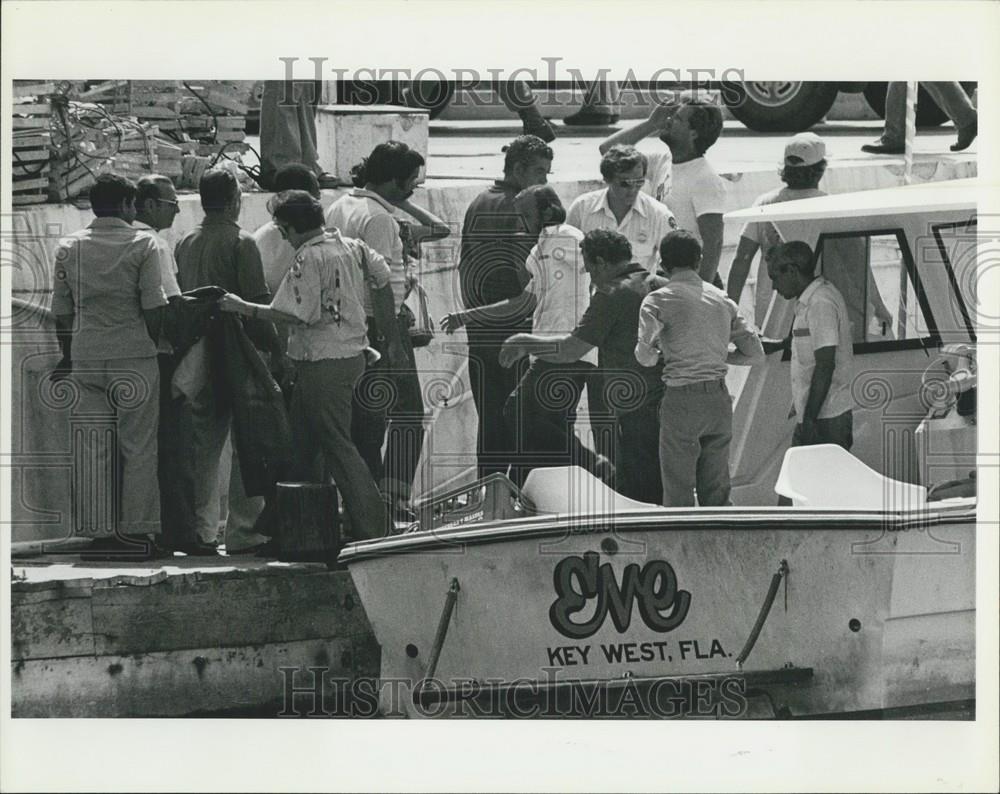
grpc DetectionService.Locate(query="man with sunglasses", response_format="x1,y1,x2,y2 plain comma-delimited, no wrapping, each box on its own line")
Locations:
567,145,676,276
133,175,205,555
600,91,728,286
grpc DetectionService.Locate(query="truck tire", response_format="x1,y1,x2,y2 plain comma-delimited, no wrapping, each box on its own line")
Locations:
722,81,839,132
863,82,977,127
402,81,455,120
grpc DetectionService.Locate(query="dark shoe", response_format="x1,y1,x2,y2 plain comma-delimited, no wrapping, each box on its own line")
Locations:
861,138,904,155
562,109,620,127
80,535,167,562
522,117,556,143
170,540,220,557
951,121,977,151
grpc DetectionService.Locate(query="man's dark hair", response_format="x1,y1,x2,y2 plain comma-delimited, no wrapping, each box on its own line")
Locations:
502,135,553,174
599,145,648,181
780,160,827,190
768,240,815,275
89,173,136,217
199,169,240,213
516,184,566,225
274,163,321,197
350,140,425,188
272,190,325,233
581,229,632,264
659,230,702,271
682,97,724,156
135,174,174,208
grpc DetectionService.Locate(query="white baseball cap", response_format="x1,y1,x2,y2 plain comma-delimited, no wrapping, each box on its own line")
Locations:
783,132,826,166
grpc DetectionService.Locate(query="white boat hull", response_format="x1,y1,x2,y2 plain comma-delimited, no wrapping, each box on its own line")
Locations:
342,503,975,718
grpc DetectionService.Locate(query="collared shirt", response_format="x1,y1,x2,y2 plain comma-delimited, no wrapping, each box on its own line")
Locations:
51,217,167,361
573,263,667,410
523,224,595,365
134,220,181,355
271,229,391,362
252,220,297,296
790,277,855,420
325,188,407,313
459,180,536,313
644,152,728,241
133,220,181,299
174,215,269,300
566,188,676,274
636,269,759,386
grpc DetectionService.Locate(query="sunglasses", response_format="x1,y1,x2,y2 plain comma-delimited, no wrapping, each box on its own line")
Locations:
613,178,647,189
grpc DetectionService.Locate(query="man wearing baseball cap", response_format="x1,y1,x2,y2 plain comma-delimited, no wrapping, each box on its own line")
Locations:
726,132,828,324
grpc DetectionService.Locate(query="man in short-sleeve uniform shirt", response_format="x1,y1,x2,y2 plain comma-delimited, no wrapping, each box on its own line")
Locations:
599,92,728,285
767,241,855,450
220,191,392,540
51,174,167,557
566,145,676,275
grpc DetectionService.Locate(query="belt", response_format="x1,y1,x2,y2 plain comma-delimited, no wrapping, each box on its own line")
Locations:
663,378,727,392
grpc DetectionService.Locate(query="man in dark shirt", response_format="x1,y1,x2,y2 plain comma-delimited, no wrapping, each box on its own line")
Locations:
500,229,665,504
174,169,283,550
458,135,553,478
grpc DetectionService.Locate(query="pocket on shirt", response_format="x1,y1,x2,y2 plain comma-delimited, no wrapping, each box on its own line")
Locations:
632,241,655,267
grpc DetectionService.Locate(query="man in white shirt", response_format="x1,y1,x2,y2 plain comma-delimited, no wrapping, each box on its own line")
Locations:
567,145,676,275
134,174,206,555
326,141,450,518
253,164,321,296
767,241,855,450
726,133,829,323
599,91,728,285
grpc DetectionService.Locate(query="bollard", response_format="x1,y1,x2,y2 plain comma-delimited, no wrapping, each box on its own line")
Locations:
274,482,340,565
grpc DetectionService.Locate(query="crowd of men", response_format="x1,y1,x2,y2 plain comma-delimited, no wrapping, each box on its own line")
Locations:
51,93,857,559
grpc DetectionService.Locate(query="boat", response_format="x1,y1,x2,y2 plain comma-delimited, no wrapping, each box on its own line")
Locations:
339,179,979,719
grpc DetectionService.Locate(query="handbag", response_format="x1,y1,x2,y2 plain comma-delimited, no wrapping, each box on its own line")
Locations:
402,282,434,348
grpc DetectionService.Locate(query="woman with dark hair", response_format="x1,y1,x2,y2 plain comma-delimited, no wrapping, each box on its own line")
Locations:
442,185,609,486
326,142,450,519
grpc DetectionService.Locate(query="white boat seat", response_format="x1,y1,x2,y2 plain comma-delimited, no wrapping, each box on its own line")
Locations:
775,444,927,510
522,466,659,515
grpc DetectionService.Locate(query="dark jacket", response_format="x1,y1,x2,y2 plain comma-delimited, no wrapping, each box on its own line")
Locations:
219,313,293,498
169,286,293,498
